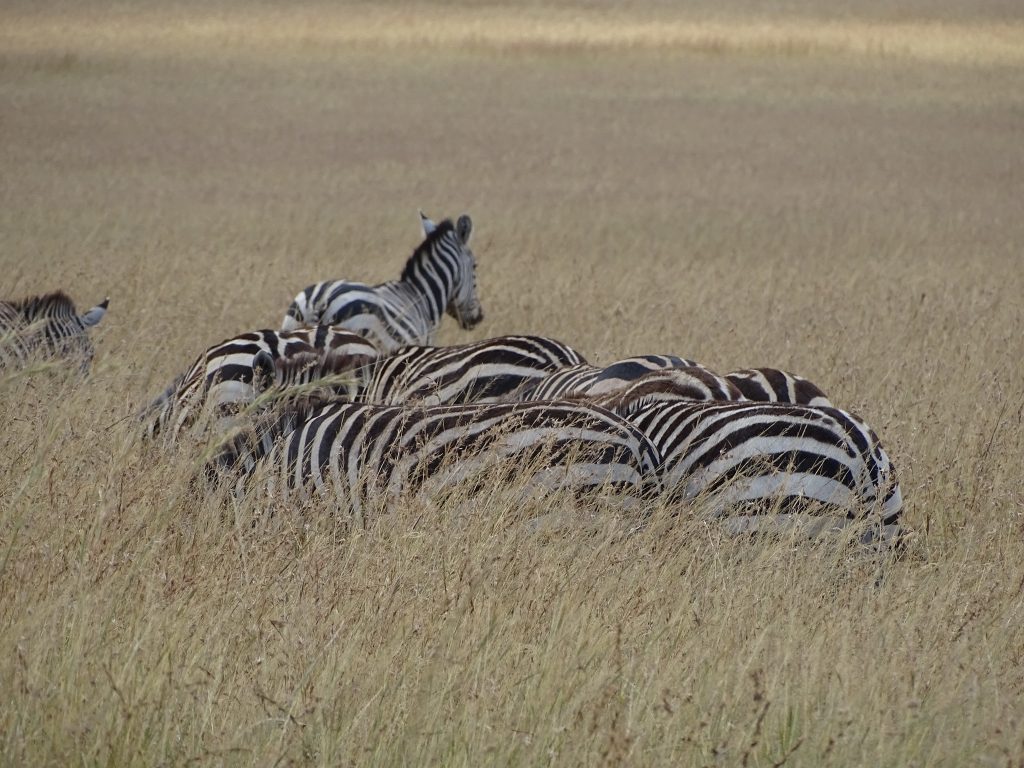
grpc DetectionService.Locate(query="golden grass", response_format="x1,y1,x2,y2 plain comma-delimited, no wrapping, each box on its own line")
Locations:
3,4,1024,66
2,2,1024,764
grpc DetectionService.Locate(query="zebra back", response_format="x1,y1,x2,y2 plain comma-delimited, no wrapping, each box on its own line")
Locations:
143,326,378,443
519,354,708,401
588,368,746,414
364,335,587,405
280,213,482,352
626,399,902,544
220,399,662,525
0,291,109,372
724,368,833,407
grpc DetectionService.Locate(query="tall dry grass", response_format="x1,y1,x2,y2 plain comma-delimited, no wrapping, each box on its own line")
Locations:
2,2,1024,764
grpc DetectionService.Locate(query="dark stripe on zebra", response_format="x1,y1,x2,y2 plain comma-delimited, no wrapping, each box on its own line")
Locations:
724,368,832,407
364,335,586,405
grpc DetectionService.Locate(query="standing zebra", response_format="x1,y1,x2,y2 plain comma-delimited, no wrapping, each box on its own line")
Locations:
142,326,378,443
363,335,587,406
0,291,109,373
214,362,661,526
281,213,482,352
608,397,902,545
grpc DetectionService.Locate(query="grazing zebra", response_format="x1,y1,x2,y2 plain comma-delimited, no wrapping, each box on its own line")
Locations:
363,335,587,406
517,355,707,401
615,398,902,545
0,291,109,372
142,326,378,443
281,212,482,352
724,368,833,407
214,363,661,525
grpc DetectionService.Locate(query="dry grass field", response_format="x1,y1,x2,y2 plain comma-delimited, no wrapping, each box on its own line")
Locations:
2,1,1024,765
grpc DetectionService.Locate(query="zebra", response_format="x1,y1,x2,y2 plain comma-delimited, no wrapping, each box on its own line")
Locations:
213,359,662,526
724,368,833,407
520,354,832,408
606,397,903,545
582,368,746,410
281,212,482,353
0,291,109,372
362,334,587,406
141,326,379,443
517,355,710,401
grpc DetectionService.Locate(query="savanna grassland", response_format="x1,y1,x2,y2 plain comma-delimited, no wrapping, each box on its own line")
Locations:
2,1,1024,765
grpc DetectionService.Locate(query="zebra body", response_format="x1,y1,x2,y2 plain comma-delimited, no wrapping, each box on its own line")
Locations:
622,400,902,544
142,326,378,442
519,355,702,401
281,214,482,352
217,395,662,525
0,291,108,372
724,368,833,407
522,354,832,408
364,335,587,406
584,368,746,411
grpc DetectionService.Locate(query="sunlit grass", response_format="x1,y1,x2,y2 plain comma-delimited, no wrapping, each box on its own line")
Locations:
2,5,1023,65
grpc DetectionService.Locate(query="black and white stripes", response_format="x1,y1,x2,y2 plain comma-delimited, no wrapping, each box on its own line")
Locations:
362,335,586,405
620,399,902,543
0,291,109,372
281,213,482,352
142,326,378,443
216,384,661,525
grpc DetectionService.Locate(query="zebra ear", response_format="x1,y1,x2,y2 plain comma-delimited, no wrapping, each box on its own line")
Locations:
80,297,109,327
252,350,276,393
456,214,472,245
419,210,437,237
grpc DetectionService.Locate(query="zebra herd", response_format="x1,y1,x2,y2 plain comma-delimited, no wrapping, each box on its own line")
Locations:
3,210,903,547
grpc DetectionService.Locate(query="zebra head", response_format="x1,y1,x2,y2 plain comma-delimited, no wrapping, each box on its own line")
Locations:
446,214,483,330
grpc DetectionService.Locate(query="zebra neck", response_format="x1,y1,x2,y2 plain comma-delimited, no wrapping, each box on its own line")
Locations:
383,277,447,336
395,248,454,329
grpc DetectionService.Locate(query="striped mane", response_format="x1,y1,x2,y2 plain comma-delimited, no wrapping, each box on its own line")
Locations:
11,291,78,319
400,218,458,282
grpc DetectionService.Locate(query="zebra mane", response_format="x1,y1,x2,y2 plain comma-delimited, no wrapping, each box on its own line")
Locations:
10,291,79,319
400,218,458,282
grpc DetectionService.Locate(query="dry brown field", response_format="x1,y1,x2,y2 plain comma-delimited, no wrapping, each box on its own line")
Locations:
2,1,1023,765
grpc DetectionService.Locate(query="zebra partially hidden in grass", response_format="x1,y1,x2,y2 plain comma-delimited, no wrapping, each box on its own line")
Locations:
213,357,661,526
141,326,378,443
363,334,587,406
585,379,902,545
281,212,482,353
0,291,109,373
520,355,832,407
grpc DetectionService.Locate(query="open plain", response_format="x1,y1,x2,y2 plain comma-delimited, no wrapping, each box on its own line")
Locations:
2,1,1023,764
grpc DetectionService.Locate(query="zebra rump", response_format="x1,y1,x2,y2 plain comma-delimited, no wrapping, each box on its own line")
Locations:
623,400,903,545
363,335,587,406
280,212,482,352
216,385,662,526
0,291,109,372
141,326,378,443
